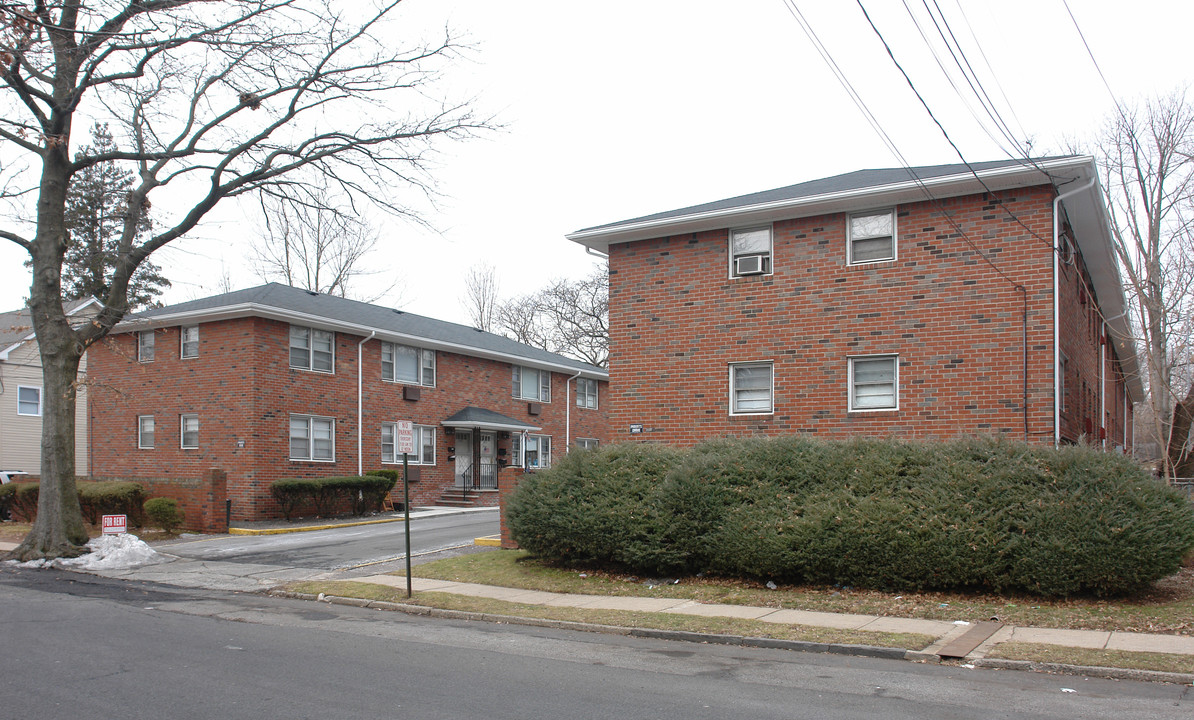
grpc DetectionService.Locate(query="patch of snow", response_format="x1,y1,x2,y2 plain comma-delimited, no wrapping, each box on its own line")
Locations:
6,534,169,571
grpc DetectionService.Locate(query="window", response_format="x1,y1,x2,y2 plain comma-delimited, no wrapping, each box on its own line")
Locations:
575,438,599,450
730,362,773,414
16,386,41,416
730,226,772,276
289,325,334,373
138,330,155,362
180,414,199,449
576,377,599,409
289,414,335,461
849,355,898,411
381,423,436,465
138,415,155,449
512,366,551,402
512,433,551,469
381,342,435,386
180,325,199,359
848,210,896,264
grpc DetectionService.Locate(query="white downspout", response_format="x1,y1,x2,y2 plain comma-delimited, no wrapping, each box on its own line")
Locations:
357,331,376,475
1100,326,1106,448
565,369,583,452
1053,177,1096,446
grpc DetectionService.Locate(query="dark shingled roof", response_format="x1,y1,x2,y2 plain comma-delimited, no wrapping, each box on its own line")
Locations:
441,406,541,431
0,298,96,349
124,283,606,377
575,157,1074,234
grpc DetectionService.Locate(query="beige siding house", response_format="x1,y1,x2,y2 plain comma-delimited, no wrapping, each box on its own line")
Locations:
0,298,98,477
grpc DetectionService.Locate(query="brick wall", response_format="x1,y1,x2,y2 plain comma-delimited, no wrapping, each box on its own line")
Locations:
88,318,609,524
606,186,1131,447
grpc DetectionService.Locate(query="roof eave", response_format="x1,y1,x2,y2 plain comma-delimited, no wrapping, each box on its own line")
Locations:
567,158,1088,252
116,303,609,380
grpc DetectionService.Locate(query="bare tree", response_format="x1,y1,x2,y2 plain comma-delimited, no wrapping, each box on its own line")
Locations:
495,267,608,367
253,181,400,301
462,262,499,331
0,1,483,560
1095,89,1194,480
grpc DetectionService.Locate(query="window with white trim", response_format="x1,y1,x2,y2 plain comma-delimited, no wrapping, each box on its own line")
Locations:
381,423,436,465
513,366,551,402
138,415,155,449
730,226,772,276
180,414,199,449
180,325,199,359
576,377,598,409
138,330,155,362
848,210,896,264
289,414,335,461
511,433,551,468
16,386,41,416
381,342,435,386
289,325,334,373
849,355,898,411
730,362,773,414
575,438,599,450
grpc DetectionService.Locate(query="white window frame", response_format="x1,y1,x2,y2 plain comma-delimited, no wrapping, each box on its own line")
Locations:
180,414,199,449
381,342,436,386
289,414,335,462
138,415,155,449
180,325,199,359
16,385,41,416
576,377,599,409
847,209,897,265
289,325,335,373
848,354,899,412
575,438,599,450
381,422,436,465
729,361,774,415
729,225,773,277
138,330,155,362
512,433,551,469
512,366,551,402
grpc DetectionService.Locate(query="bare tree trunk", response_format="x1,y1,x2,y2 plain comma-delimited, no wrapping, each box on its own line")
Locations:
1167,380,1194,480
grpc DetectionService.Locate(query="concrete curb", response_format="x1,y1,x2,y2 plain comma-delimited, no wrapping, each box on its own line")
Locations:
268,590,957,666
228,507,497,536
971,657,1194,686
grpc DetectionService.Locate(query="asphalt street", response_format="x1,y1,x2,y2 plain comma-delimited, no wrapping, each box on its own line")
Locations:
159,508,499,571
2,568,1190,720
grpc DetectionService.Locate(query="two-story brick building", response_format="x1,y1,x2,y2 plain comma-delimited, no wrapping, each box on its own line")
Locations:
567,156,1140,449
87,283,609,529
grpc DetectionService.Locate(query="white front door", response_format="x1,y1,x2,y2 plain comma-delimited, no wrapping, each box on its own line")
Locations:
454,430,473,488
479,432,496,489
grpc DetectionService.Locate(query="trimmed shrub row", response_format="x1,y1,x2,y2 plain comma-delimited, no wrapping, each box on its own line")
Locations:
1,480,149,527
506,437,1194,597
270,475,397,521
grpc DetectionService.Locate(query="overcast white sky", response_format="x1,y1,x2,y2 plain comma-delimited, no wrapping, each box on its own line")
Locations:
2,0,1192,325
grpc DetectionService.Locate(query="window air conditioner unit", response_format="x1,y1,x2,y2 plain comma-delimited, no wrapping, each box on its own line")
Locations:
735,255,765,275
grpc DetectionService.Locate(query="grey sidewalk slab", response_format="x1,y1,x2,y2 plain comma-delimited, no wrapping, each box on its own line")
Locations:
859,616,958,636
663,602,776,620
1107,632,1194,655
756,607,880,630
1006,626,1112,649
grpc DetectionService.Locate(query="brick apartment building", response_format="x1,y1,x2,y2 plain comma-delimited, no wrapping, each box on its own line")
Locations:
567,156,1140,449
87,284,609,530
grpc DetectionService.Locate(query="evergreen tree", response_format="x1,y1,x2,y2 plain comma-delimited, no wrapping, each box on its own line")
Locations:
58,124,170,309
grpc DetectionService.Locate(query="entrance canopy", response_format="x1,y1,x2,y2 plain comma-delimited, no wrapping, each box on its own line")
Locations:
441,406,541,433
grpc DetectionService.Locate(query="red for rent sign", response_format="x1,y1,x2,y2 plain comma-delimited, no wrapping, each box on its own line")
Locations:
102,514,127,535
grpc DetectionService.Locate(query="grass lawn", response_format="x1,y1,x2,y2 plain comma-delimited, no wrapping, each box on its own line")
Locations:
283,580,936,651
397,549,1194,636
0,522,177,545
984,643,1194,676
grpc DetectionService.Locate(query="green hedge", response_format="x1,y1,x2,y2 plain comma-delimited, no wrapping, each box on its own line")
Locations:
3,481,147,526
270,475,397,521
507,437,1194,597
144,497,185,534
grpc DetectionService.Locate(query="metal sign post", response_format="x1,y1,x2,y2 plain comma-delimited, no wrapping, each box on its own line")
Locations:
396,421,415,598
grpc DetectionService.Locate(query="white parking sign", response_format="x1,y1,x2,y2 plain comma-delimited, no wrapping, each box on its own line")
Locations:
396,420,415,455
